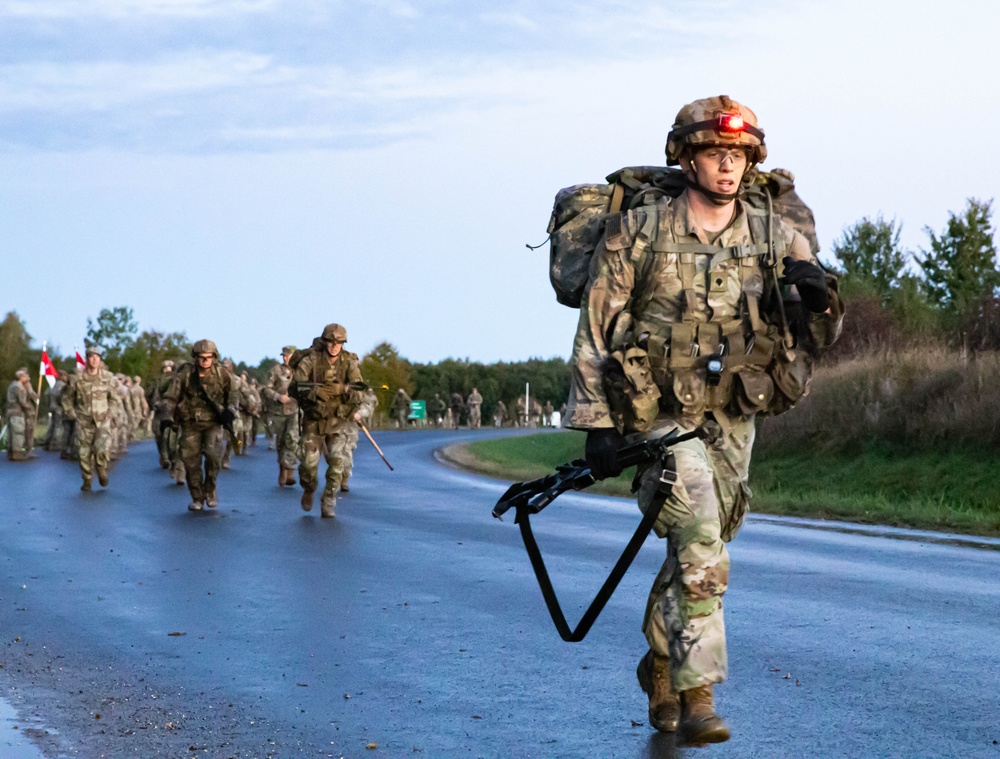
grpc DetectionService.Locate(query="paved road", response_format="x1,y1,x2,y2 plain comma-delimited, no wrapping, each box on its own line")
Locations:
0,431,998,758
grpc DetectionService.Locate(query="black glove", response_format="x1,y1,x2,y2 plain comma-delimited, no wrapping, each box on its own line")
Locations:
159,419,174,434
782,257,830,313
585,428,625,479
220,407,237,428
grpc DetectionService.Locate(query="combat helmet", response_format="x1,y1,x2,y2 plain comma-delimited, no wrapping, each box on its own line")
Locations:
282,345,297,356
191,339,219,358
161,359,175,370
321,323,347,344
665,95,766,167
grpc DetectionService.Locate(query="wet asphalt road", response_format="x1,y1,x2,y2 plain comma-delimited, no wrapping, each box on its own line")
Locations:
0,430,999,758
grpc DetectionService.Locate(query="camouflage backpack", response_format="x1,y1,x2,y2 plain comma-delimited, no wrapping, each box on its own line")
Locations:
545,166,818,308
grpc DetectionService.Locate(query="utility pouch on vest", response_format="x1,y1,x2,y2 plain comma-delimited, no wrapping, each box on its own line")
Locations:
734,368,775,415
767,348,813,415
604,345,661,434
673,369,706,416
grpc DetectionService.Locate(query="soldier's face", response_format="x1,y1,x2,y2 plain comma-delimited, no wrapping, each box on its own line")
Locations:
87,354,101,370
689,147,748,196
325,341,343,358
282,353,291,365
197,354,214,369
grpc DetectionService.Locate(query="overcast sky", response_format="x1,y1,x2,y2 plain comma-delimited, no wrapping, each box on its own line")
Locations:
2,0,998,365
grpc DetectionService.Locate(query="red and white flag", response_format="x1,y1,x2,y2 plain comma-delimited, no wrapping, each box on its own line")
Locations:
75,347,86,372
40,342,59,388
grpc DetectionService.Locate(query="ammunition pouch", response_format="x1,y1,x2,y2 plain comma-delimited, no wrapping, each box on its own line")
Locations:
604,344,661,434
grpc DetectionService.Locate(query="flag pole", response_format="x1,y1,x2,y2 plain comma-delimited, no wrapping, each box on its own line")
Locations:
34,341,46,429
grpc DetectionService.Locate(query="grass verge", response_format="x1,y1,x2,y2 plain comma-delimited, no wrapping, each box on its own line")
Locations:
447,431,1000,538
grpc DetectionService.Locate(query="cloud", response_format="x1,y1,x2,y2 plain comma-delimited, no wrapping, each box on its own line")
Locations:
0,0,276,19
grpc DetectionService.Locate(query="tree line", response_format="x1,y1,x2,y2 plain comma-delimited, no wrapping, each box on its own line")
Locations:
828,197,1000,356
0,308,570,424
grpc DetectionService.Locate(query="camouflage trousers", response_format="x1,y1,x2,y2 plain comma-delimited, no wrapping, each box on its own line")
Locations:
270,412,299,470
76,417,112,480
638,415,754,693
468,406,481,429
299,419,352,507
343,426,359,481
223,416,245,464
5,414,30,460
45,412,68,452
180,424,225,502
154,414,171,466
394,410,408,429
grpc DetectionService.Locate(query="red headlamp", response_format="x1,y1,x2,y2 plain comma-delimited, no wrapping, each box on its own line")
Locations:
717,113,744,133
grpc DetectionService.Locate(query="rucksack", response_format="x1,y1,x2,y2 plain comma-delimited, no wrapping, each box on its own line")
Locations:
545,166,818,308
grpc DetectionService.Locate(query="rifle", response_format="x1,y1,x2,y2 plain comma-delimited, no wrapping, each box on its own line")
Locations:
492,422,720,642
195,375,241,455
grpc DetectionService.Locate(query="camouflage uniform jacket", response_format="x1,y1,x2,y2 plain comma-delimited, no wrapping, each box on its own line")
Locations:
6,380,36,419
62,368,120,423
263,363,298,415
129,382,149,420
565,190,842,431
467,390,483,408
290,349,366,434
161,363,239,427
147,374,175,417
48,379,66,415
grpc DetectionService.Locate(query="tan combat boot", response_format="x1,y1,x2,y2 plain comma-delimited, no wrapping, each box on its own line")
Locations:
284,468,296,486
206,489,218,508
97,469,109,487
636,650,680,732
81,478,92,492
278,466,287,487
188,500,203,511
320,496,336,518
301,489,314,512
678,684,730,746
340,475,349,493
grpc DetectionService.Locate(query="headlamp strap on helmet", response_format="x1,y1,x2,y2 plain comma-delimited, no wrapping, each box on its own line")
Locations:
670,114,765,142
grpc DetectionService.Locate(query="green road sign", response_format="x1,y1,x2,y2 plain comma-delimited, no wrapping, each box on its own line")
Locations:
408,400,426,420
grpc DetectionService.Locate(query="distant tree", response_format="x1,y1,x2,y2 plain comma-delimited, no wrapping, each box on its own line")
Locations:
0,311,33,412
86,306,138,371
917,198,1000,322
119,329,191,381
360,342,415,422
832,215,909,304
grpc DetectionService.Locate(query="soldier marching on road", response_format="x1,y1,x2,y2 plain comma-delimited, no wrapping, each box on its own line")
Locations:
563,95,842,745
289,323,368,518
61,348,121,490
160,340,239,512
341,388,378,493
5,369,38,461
390,388,411,430
262,346,300,487
467,388,483,429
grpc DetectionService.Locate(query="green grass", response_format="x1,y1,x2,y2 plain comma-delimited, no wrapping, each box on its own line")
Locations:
451,431,1000,537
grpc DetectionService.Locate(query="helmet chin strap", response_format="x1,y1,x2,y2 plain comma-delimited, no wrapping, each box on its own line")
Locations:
684,166,741,205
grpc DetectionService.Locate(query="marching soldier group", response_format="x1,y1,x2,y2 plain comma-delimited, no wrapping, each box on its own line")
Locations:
3,323,378,520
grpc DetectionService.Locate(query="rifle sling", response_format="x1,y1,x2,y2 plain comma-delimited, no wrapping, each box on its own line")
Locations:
515,454,672,642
